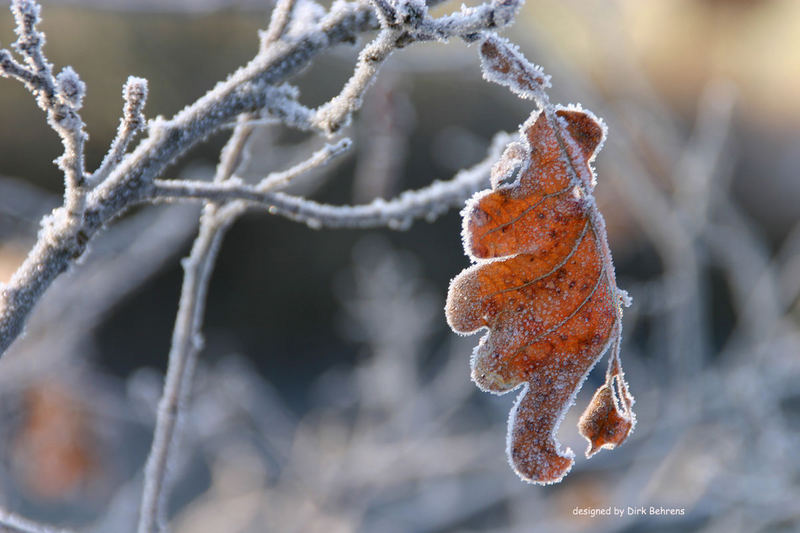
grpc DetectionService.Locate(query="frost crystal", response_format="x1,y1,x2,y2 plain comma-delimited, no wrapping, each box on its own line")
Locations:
56,66,85,109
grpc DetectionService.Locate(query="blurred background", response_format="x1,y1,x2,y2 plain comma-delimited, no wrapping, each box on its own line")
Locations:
0,0,799,531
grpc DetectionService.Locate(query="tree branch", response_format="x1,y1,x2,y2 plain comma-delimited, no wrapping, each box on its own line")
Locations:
136,115,351,529
261,0,298,46
135,117,255,532
149,131,511,229
89,76,149,187
0,0,381,357
5,0,89,215
0,0,523,363
135,208,230,533
0,507,72,533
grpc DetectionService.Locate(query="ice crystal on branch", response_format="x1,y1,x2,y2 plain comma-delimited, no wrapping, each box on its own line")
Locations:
55,67,85,109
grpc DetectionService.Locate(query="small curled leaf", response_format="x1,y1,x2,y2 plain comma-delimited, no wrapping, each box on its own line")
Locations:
578,375,635,458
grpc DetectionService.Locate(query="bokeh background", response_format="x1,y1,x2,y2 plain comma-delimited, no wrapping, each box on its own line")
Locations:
0,0,799,531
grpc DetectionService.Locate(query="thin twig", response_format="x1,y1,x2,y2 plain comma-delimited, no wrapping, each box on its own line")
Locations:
312,29,402,134
90,77,149,187
256,138,352,191
5,1,88,215
261,0,298,46
136,117,350,530
0,507,72,533
135,117,255,532
149,132,512,229
136,209,230,533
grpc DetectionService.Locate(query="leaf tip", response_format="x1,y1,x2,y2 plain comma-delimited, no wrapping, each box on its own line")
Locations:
555,106,607,161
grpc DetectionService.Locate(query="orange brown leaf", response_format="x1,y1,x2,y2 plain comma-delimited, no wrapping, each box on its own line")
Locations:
578,376,635,458
446,35,634,485
13,380,97,500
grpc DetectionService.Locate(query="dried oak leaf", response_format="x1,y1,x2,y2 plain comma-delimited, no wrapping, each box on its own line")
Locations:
445,36,634,484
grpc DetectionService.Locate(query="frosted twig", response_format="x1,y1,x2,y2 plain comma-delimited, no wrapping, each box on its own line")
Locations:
0,0,382,357
149,132,512,229
138,109,353,528
216,114,257,182
10,0,50,75
136,120,255,533
310,0,522,134
478,33,550,107
90,77,149,187
0,507,72,533
0,0,527,358
414,0,522,41
256,137,352,191
368,0,399,27
136,211,229,533
0,50,33,84
261,0,297,46
312,29,401,134
2,1,88,216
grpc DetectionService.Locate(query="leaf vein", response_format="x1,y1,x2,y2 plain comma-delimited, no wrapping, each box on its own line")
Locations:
484,219,590,300
479,184,574,241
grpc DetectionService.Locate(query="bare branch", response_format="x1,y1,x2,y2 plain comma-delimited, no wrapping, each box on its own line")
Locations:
90,76,149,187
149,132,512,229
312,29,401,134
0,49,34,84
137,122,348,531
0,0,525,366
256,137,352,191
261,0,298,46
415,0,522,41
4,1,89,215
0,507,73,533
135,210,230,533
0,0,382,357
310,0,523,135
368,0,399,27
135,120,255,533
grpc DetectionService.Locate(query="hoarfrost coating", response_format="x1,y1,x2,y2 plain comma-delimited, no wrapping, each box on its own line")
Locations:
0,0,544,529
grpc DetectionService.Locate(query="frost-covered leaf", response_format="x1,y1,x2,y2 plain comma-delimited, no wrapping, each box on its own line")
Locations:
578,376,634,458
445,36,634,485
